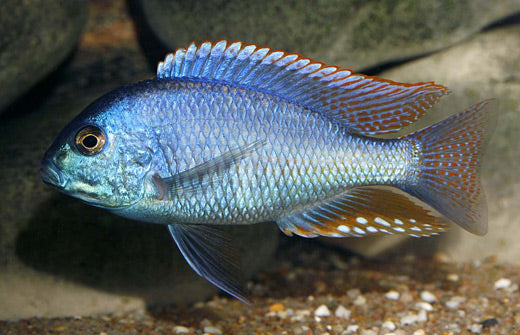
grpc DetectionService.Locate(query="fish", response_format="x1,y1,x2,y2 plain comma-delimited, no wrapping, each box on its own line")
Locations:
40,40,495,302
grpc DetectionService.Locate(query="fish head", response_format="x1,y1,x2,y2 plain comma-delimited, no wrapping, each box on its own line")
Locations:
41,90,154,209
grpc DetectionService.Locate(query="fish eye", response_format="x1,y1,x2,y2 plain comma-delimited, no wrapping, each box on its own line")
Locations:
75,126,106,156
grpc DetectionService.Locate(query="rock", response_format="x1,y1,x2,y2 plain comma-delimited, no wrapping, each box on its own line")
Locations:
0,0,87,112
445,296,466,310
138,0,520,71
382,320,396,331
415,302,434,312
322,23,520,264
385,290,400,300
494,278,512,290
334,305,351,320
203,326,223,335
420,291,437,303
314,304,331,317
172,326,191,334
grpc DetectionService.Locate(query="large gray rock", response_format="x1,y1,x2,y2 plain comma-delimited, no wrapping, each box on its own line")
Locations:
0,0,87,112
326,24,520,263
139,0,520,70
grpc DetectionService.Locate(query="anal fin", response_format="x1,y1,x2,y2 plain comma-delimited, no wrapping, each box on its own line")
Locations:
168,224,248,303
276,186,448,238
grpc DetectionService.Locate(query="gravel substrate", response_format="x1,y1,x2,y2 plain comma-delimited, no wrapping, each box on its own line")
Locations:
2,236,519,334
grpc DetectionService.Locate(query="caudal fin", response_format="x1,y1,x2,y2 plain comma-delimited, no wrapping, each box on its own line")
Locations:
402,100,496,235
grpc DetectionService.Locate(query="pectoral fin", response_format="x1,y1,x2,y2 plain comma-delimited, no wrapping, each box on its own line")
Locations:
168,224,249,303
154,141,263,199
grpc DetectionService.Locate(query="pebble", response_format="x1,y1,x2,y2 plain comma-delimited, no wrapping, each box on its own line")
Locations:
385,290,400,300
172,326,190,334
418,310,428,322
415,302,434,311
420,290,437,303
345,325,359,333
353,294,367,306
347,288,360,299
469,323,483,333
446,273,460,282
360,329,377,335
203,326,222,335
314,304,331,317
494,278,511,290
445,296,466,309
413,330,426,335
291,309,312,322
400,310,427,325
400,313,419,325
382,320,396,331
334,305,351,320
269,303,285,312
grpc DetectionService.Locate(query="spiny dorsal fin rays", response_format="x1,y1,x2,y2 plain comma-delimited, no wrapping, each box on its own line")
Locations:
276,186,449,238
157,40,448,136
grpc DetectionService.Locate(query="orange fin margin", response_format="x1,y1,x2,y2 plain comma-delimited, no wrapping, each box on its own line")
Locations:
277,186,449,238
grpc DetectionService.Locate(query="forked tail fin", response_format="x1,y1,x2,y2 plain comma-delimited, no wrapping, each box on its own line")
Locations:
402,100,496,235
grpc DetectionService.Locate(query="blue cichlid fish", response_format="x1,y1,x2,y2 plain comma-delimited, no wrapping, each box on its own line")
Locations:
41,40,494,302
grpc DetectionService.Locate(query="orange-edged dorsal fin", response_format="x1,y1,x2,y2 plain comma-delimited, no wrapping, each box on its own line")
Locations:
276,186,449,238
157,40,448,136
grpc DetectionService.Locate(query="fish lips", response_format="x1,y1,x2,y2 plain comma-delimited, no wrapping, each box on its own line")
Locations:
40,159,69,190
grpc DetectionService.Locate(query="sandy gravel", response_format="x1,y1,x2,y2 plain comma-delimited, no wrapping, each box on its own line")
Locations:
2,237,519,334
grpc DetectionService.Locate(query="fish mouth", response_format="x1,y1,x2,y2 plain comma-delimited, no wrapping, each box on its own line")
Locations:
40,159,69,190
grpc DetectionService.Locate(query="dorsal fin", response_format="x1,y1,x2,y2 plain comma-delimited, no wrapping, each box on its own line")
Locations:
157,40,448,136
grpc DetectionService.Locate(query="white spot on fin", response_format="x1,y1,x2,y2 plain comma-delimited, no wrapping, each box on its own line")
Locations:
366,226,378,233
356,217,368,224
375,217,391,227
338,225,350,233
353,227,365,235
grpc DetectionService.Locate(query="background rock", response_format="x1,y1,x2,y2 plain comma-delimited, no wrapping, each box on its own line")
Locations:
138,0,520,70
0,0,87,112
326,23,520,263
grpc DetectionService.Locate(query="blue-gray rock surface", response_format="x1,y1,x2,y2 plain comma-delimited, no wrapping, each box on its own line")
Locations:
0,0,87,112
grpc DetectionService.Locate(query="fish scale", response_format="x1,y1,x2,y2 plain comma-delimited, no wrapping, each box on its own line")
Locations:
41,40,494,302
